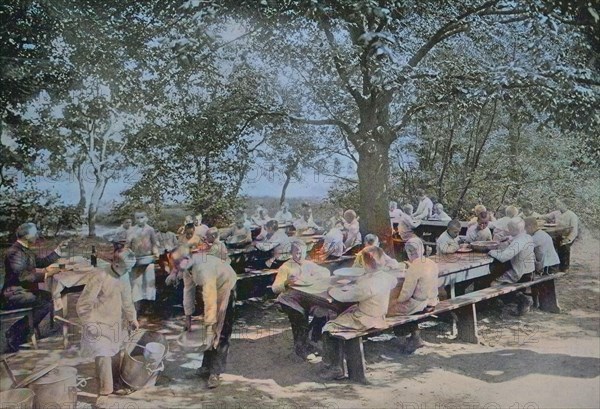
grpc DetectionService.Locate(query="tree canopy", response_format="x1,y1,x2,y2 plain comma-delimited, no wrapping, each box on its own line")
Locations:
1,0,598,236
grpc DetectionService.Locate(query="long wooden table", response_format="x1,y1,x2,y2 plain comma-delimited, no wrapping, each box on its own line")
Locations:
414,220,469,243
288,252,495,314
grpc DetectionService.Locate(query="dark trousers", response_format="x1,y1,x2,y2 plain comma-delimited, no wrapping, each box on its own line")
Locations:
543,265,560,275
557,243,571,271
280,303,327,346
2,289,52,347
322,333,344,370
281,304,308,348
201,289,236,375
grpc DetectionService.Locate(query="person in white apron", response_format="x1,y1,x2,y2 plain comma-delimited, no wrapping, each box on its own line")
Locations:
128,211,160,314
76,234,139,408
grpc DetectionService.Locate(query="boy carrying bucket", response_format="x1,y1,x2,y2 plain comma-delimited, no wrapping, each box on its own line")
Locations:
76,232,140,408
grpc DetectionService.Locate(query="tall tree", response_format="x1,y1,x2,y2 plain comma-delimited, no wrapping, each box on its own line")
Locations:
204,0,599,242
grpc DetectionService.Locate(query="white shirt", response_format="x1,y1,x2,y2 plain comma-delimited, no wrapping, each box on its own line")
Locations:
323,270,398,332
323,228,345,257
491,216,513,241
183,255,237,319
430,211,451,222
156,231,179,253
436,231,460,254
293,216,321,232
128,224,159,257
343,219,362,249
275,210,294,224
255,229,292,261
413,196,433,220
389,208,404,225
531,229,560,270
398,213,420,241
464,225,492,243
77,267,136,357
388,257,439,316
194,224,209,240
488,233,535,283
557,210,579,244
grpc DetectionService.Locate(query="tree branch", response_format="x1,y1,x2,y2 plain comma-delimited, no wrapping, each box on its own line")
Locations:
392,104,428,133
319,18,365,108
289,115,354,137
407,1,500,69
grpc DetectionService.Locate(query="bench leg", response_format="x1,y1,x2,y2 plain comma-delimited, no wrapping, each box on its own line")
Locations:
455,304,479,344
533,280,561,313
62,293,70,349
26,310,38,350
343,338,367,384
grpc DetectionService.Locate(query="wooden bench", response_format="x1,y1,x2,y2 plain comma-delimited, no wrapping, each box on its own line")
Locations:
239,268,279,280
330,273,564,383
0,307,38,351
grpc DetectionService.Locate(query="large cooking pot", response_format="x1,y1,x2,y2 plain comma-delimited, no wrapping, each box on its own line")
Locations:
29,366,77,409
0,389,35,409
470,241,500,252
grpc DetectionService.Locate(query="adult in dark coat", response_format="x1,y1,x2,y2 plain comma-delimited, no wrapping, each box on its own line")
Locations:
1,223,67,351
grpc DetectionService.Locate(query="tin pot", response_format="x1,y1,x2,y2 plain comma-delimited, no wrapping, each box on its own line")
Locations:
29,366,77,409
121,330,168,390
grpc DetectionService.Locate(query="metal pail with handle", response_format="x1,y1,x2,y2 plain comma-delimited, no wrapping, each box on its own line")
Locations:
121,330,168,390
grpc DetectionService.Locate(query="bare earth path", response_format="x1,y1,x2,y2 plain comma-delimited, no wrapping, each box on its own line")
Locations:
5,229,599,409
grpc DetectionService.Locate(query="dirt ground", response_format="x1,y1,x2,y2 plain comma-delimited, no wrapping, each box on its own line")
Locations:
3,230,599,409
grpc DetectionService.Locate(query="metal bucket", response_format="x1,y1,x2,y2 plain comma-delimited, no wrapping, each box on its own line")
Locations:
121,330,168,390
29,366,77,409
0,388,35,409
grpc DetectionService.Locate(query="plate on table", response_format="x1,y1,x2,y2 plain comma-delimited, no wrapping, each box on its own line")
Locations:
470,241,500,252
291,280,313,287
73,265,95,273
328,286,353,301
544,223,557,227
456,247,473,253
332,267,365,278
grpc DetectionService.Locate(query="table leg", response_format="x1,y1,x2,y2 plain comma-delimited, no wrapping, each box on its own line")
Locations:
534,280,561,314
343,338,367,384
455,304,479,344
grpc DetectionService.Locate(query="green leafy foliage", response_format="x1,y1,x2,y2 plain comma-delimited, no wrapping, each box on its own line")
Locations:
0,185,82,238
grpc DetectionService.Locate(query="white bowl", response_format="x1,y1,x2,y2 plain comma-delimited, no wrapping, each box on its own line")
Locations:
332,267,365,277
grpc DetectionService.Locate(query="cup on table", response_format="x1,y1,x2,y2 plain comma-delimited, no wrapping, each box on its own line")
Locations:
58,263,66,270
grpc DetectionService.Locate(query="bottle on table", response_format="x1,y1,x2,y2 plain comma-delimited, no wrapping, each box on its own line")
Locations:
91,245,97,267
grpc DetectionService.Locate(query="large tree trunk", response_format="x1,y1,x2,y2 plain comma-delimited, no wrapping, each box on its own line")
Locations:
73,160,86,214
280,171,292,205
87,174,108,237
356,139,392,250
279,158,300,205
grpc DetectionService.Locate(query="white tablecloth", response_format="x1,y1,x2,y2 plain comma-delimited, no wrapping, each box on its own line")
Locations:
46,256,109,311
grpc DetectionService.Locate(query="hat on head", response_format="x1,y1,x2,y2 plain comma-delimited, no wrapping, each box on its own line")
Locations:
111,249,136,276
